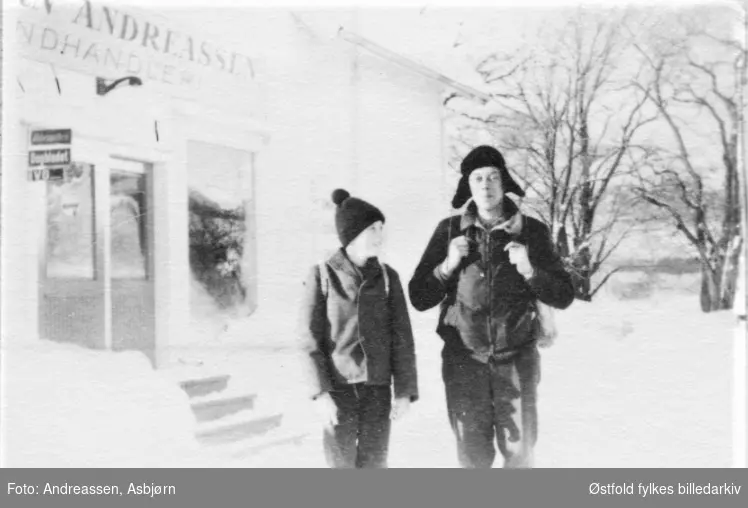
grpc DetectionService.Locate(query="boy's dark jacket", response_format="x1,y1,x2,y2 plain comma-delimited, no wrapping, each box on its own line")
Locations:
408,198,574,363
299,249,419,402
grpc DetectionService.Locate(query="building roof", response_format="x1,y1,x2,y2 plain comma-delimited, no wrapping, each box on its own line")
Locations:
291,11,492,104
337,29,492,104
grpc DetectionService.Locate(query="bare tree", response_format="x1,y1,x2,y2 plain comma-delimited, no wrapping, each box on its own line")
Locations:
446,9,657,301
629,5,744,311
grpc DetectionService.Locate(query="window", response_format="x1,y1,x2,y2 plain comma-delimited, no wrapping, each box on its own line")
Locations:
110,168,148,280
46,162,95,279
187,141,256,318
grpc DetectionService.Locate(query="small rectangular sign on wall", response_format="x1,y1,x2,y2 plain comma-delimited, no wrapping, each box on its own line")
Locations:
28,149,71,167
27,167,66,182
30,129,72,145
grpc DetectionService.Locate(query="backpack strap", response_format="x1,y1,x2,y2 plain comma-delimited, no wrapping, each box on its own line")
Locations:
318,262,329,299
378,260,391,297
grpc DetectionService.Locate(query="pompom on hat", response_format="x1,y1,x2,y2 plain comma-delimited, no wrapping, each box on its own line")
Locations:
451,145,525,209
331,189,385,247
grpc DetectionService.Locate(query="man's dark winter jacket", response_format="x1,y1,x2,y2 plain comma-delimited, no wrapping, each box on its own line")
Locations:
299,249,419,402
408,199,574,363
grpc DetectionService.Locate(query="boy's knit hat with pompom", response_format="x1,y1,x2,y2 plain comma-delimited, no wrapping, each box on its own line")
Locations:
331,189,386,247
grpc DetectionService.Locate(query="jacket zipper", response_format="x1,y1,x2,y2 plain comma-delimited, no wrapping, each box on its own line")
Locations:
485,230,494,358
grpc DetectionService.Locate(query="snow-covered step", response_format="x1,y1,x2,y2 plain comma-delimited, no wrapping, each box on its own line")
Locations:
186,377,255,405
227,427,311,459
179,374,231,399
161,359,229,383
195,410,283,446
191,393,257,423
230,432,325,468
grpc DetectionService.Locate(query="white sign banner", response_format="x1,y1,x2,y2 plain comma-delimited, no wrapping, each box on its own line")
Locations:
14,0,259,97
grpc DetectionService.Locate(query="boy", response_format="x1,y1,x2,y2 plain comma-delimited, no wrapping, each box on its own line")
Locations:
299,189,419,468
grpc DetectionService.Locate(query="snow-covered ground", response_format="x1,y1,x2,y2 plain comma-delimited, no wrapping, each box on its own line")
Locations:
1,340,200,467
535,289,734,468
0,274,738,468
187,273,737,468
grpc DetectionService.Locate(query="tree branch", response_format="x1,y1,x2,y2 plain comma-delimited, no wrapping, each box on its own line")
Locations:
687,56,737,111
673,85,731,151
634,190,714,271
590,267,622,299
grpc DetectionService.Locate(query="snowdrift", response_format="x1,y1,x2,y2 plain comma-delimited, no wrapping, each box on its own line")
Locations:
1,340,202,468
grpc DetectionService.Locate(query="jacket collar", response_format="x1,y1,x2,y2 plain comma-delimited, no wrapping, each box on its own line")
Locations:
329,248,361,279
328,248,384,277
460,198,523,236
327,248,390,293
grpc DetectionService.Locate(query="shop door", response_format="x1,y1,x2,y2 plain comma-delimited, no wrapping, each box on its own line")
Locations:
40,137,155,362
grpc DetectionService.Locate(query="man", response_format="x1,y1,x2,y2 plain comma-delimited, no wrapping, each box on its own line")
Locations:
408,145,574,468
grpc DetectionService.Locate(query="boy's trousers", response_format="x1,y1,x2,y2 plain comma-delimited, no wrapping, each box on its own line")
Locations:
442,345,540,469
323,383,392,469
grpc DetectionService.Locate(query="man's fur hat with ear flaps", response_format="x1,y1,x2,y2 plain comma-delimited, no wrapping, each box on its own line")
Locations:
452,145,525,209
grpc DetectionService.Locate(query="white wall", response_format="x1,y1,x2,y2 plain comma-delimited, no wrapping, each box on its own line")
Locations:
355,48,446,282
198,9,450,339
